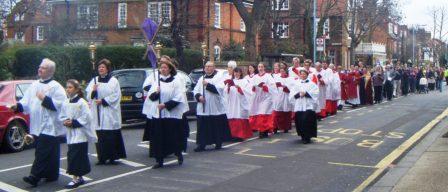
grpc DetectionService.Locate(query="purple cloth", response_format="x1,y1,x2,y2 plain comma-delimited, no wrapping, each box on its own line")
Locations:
141,19,159,69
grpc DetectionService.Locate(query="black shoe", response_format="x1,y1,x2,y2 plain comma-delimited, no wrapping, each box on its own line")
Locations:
96,160,106,165
284,130,289,133
65,178,85,189
442,132,448,138
273,129,278,134
215,144,222,150
194,146,205,152
258,132,268,139
108,159,119,165
23,176,39,187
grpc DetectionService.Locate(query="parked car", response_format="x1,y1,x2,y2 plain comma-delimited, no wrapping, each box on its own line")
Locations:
0,80,33,152
111,68,196,121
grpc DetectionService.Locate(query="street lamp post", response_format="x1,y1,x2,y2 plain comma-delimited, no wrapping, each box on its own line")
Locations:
313,0,317,64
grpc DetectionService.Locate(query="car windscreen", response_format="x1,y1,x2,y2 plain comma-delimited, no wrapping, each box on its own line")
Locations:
113,70,146,89
190,71,204,83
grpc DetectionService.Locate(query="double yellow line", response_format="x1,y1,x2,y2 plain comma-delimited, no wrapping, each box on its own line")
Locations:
353,107,448,192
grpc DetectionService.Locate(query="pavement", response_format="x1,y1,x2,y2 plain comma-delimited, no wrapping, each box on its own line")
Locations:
0,89,447,192
368,102,448,192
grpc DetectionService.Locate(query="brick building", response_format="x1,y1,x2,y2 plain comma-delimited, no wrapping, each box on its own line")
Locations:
258,0,349,67
6,0,249,61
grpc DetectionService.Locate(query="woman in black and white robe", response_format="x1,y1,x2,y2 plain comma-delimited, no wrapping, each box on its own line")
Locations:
146,61,188,168
86,59,126,165
59,79,97,189
289,70,319,144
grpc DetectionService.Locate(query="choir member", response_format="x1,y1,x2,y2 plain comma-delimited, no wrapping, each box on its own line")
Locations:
272,62,281,77
289,70,319,144
314,62,329,119
372,65,384,104
289,57,303,79
245,64,258,131
346,65,360,107
142,67,158,142
325,64,341,115
10,58,67,187
338,66,349,110
193,61,231,152
59,79,97,189
224,67,253,141
146,61,189,168
272,63,293,133
86,59,127,165
249,63,277,138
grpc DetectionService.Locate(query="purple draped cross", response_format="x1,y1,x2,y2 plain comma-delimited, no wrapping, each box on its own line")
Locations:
141,19,159,69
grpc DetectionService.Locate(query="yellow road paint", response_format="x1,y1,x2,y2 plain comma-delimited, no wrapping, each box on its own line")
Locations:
235,148,277,159
328,162,376,169
353,107,448,192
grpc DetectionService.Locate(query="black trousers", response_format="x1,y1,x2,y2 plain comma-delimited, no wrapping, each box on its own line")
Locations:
374,86,383,103
384,81,393,100
445,77,448,85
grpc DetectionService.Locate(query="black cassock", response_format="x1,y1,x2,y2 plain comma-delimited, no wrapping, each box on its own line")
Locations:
95,130,127,162
196,114,231,146
67,142,90,176
31,134,61,180
295,110,317,141
150,118,185,159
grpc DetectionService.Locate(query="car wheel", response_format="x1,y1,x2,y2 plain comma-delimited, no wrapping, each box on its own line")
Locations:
2,121,26,153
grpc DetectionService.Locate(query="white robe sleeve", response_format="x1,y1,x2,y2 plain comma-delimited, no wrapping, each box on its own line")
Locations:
102,78,121,108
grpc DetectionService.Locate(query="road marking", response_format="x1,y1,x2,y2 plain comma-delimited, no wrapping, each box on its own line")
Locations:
377,107,383,110
367,110,374,113
347,107,366,113
357,113,365,116
329,120,338,124
57,159,181,192
328,162,376,169
187,138,197,143
190,131,197,135
343,116,352,119
353,107,448,192
90,154,146,167
235,148,276,159
59,168,93,181
267,139,282,144
223,137,258,148
0,157,67,173
0,181,28,192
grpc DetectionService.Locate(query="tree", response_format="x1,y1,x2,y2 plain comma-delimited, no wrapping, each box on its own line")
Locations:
340,0,400,65
231,0,269,61
0,0,44,41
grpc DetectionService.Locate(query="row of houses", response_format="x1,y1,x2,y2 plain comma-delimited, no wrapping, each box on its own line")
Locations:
3,0,443,67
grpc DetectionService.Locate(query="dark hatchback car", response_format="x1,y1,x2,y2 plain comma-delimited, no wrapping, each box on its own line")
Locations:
111,68,196,121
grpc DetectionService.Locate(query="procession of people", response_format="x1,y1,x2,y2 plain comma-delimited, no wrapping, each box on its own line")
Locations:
8,56,445,189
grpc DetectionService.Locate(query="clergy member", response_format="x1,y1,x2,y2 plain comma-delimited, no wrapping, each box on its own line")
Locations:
193,61,231,152
86,59,127,165
11,58,67,187
289,70,319,144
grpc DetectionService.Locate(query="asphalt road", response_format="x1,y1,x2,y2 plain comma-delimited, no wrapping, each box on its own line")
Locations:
0,90,447,192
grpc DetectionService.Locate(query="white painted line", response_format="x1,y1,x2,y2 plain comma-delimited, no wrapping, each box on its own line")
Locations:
56,159,180,192
190,131,197,135
329,121,338,124
59,168,93,181
223,137,258,148
343,116,352,119
140,141,149,144
357,113,365,116
368,110,374,113
187,138,197,143
346,107,366,113
89,154,146,167
0,181,28,192
0,157,67,173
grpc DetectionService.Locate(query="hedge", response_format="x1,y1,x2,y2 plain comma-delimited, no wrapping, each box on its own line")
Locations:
8,46,203,82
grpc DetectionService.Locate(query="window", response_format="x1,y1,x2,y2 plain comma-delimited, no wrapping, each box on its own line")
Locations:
77,4,98,29
240,19,246,32
15,83,30,101
45,3,52,15
214,45,221,61
316,18,330,39
272,22,289,38
271,0,289,10
14,13,24,21
36,26,44,41
118,3,127,28
214,3,221,28
147,1,171,27
15,32,25,42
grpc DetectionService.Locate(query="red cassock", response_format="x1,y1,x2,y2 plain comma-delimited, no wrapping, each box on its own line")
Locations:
339,72,348,100
346,72,358,99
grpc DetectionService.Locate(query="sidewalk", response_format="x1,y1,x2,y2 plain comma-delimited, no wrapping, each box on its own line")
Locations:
368,114,448,192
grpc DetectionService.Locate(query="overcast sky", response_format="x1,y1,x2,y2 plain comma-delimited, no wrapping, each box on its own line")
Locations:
402,0,448,40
